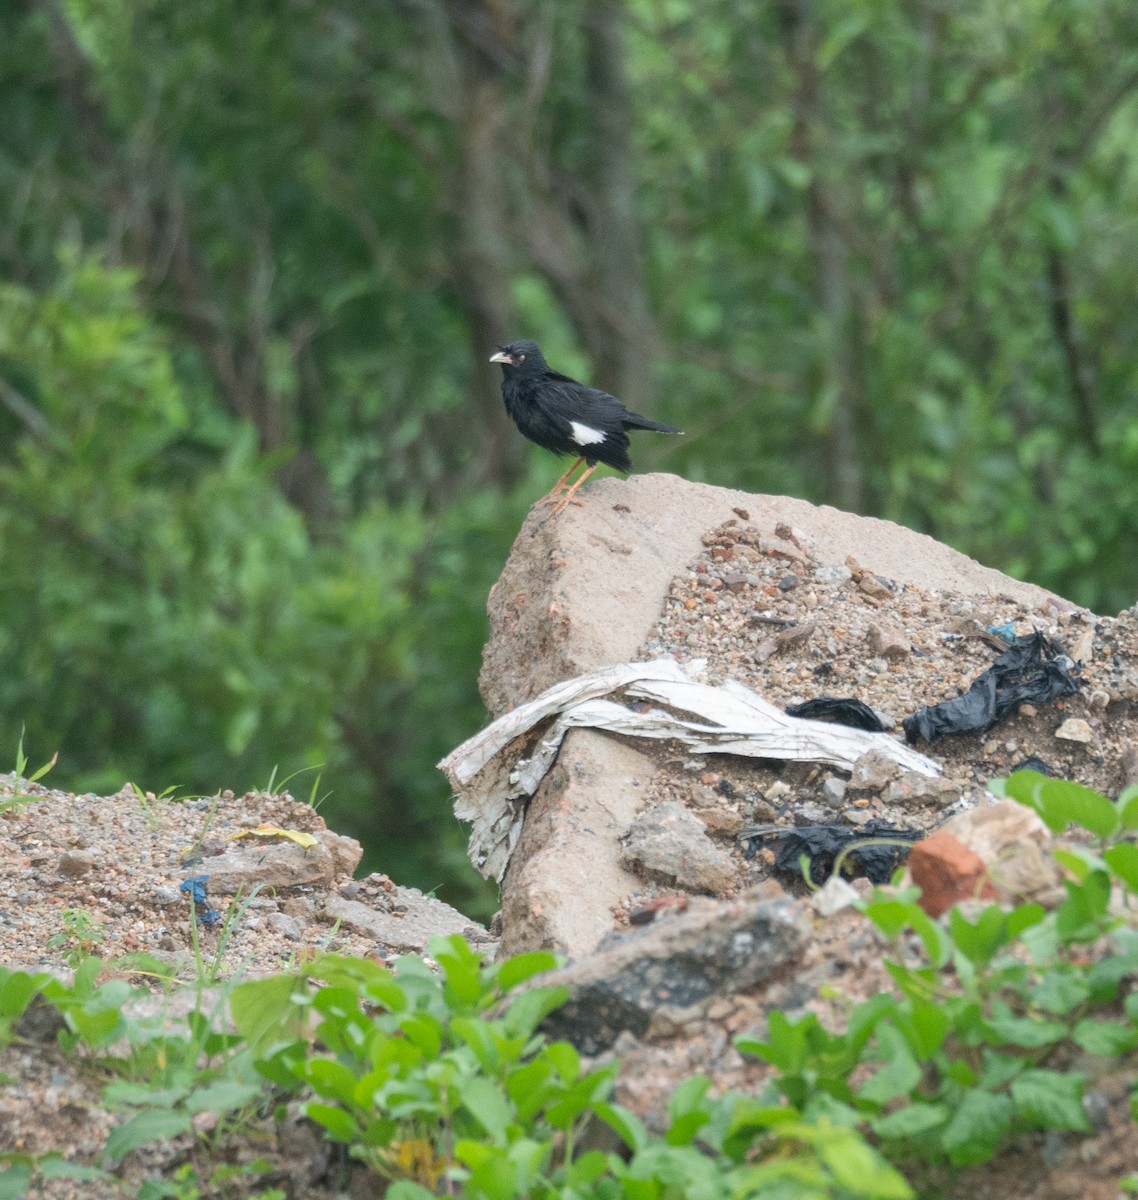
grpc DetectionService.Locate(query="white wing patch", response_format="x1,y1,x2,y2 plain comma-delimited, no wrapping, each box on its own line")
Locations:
569,421,606,446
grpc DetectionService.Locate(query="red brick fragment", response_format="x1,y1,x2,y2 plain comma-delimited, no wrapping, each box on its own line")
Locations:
909,830,997,917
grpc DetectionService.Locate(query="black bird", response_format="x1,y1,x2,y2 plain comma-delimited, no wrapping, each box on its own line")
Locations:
489,339,682,511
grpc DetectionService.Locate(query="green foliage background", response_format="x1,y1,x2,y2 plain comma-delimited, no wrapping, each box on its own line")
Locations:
1,0,1136,913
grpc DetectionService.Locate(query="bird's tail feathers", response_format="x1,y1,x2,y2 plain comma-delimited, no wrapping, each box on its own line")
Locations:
622,413,683,434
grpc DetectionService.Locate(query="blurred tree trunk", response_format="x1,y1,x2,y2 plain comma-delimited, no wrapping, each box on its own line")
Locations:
578,0,656,409
781,0,864,513
442,0,529,491
523,2,657,411
33,0,336,523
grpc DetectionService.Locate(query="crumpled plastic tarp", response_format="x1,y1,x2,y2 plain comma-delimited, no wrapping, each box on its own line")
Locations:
903,631,1079,745
439,658,940,882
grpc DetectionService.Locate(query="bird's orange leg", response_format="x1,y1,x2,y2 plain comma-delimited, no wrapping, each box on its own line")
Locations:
548,462,598,514
534,457,585,507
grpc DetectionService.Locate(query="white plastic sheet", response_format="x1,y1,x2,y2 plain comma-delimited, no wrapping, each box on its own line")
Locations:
438,658,940,881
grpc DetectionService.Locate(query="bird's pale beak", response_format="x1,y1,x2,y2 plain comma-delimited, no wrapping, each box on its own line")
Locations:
489,349,513,365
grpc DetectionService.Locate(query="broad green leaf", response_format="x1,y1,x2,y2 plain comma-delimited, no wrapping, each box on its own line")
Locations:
230,974,306,1051
904,999,950,1059
1105,843,1138,893
1071,1018,1138,1056
457,1076,513,1143
305,1102,360,1142
873,1102,949,1139
858,1025,922,1105
942,1090,1013,1165
817,1127,915,1199
1010,1070,1091,1131
950,906,1009,967
495,951,559,991
1031,967,1092,1015
1116,786,1138,830
1057,871,1112,941
593,1100,648,1152
105,1109,194,1159
0,1164,31,1200
1033,779,1119,837
983,1012,1067,1049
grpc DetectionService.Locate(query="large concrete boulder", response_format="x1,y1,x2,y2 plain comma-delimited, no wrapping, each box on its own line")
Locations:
476,473,1076,959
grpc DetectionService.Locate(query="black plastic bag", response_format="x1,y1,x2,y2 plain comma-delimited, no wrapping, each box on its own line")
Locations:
785,697,885,732
743,820,920,884
903,631,1078,744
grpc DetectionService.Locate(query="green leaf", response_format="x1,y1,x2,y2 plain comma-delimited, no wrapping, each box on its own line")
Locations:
593,1101,648,1152
105,1109,194,1159
942,1090,1013,1165
873,1102,949,1139
1035,779,1118,837
544,1041,580,1083
1010,1069,1091,1131
230,973,306,1051
858,1025,922,1106
1116,786,1138,830
816,1126,915,1199
429,934,484,1006
1071,1018,1138,1056
0,971,49,1020
303,1058,360,1104
903,1000,950,1059
1005,902,1047,939
1057,871,1112,941
983,1012,1068,1049
385,1183,439,1200
737,1010,817,1072
457,1076,513,1143
0,1163,31,1200
1031,967,1092,1015
1105,843,1138,893
495,951,558,991
501,985,571,1039
950,906,1009,967
183,1079,262,1115
305,1102,360,1142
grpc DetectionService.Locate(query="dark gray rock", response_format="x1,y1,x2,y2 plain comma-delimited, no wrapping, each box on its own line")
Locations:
539,890,807,1054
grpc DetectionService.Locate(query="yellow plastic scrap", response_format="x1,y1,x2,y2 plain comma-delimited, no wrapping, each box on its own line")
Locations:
229,823,319,849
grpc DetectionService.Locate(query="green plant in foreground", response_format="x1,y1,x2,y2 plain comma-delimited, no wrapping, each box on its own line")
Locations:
230,937,911,1199
1,727,57,812
741,770,1138,1173
2,770,1136,1197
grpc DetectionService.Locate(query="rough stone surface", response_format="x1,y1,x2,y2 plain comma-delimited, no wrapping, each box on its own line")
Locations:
909,830,997,916
935,799,1063,905
849,749,902,792
195,840,341,893
478,473,1055,717
498,730,650,959
621,800,737,895
322,887,492,955
539,889,807,1054
484,474,1071,960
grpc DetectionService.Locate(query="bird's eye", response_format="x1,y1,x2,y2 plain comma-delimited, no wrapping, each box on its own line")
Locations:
518,354,526,362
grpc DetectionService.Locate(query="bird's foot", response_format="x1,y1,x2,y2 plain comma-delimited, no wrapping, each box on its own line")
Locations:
544,494,585,515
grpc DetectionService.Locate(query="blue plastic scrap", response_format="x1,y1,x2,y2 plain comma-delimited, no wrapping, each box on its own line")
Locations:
179,875,222,926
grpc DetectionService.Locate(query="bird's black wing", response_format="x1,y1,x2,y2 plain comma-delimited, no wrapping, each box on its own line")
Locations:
534,377,628,432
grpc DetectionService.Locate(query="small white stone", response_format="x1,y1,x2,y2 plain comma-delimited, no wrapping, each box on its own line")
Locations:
1055,718,1093,744
812,876,860,916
